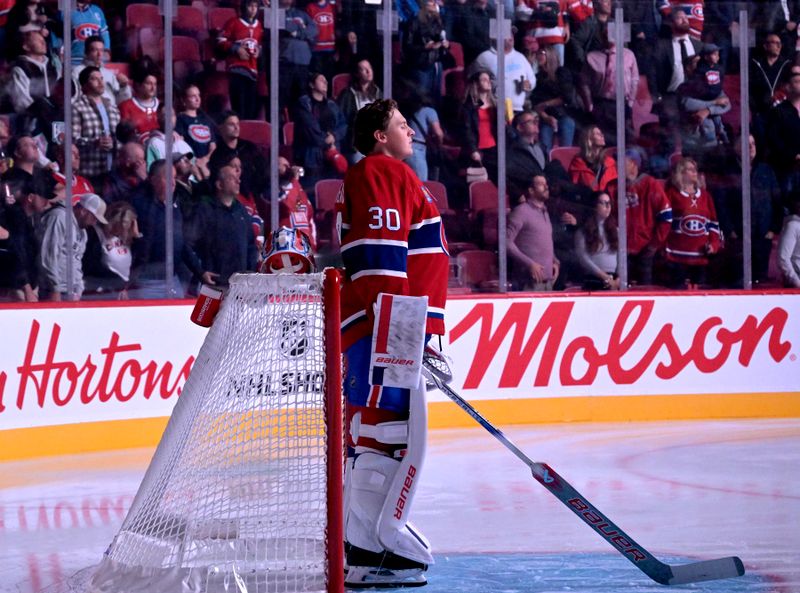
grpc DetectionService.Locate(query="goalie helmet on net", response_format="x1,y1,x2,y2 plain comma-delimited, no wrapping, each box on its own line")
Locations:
260,226,315,274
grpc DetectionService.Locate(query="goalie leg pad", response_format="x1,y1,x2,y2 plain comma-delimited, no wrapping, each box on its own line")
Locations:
377,377,432,565
344,380,432,567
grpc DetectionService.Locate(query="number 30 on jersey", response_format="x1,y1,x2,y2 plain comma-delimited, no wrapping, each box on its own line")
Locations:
369,207,401,231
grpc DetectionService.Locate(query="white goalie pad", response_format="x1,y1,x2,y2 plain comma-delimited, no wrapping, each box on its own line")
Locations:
369,293,428,389
344,379,432,566
377,377,432,564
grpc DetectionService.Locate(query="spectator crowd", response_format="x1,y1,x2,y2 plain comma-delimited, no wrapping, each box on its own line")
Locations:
1,0,800,302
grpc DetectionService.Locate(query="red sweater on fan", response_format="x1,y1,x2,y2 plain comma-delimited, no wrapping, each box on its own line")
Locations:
625,173,672,254
217,17,263,79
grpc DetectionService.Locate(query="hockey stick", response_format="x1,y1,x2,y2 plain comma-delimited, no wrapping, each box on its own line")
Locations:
421,348,745,586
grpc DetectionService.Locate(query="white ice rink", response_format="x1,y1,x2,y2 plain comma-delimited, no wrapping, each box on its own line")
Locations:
1,418,798,592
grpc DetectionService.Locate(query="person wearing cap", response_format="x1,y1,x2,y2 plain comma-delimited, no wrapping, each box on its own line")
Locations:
677,42,730,147
2,177,53,302
37,192,107,301
623,148,672,286
72,65,120,190
145,105,196,172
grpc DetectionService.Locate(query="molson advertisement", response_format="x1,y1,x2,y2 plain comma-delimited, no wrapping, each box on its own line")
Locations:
0,293,798,459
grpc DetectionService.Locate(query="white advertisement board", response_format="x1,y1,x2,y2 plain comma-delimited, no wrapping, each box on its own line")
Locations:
0,293,798,431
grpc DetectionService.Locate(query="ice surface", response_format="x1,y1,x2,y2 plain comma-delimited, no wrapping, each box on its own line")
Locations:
1,419,797,593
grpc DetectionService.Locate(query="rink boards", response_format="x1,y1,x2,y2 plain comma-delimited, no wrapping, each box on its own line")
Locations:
0,291,798,460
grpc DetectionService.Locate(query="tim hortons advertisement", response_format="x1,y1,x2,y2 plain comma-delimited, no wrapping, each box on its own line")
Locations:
0,294,798,430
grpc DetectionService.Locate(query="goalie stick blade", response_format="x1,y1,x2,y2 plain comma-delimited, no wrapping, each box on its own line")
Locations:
668,556,746,585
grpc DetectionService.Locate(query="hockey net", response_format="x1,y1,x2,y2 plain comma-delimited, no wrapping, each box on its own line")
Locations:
82,271,343,593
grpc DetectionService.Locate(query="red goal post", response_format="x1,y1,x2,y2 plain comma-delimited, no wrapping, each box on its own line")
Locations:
81,269,344,593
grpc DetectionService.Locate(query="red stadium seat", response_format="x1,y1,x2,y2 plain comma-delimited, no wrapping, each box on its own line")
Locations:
456,250,498,291
549,146,580,171
331,73,351,100
313,179,344,251
161,36,202,62
282,122,294,147
126,3,162,29
448,41,464,68
238,120,271,148
314,179,343,213
175,5,207,38
208,7,237,33
423,180,451,213
632,76,659,136
468,180,500,213
442,67,466,102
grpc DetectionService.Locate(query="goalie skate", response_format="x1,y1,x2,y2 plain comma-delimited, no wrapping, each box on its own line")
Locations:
345,545,428,588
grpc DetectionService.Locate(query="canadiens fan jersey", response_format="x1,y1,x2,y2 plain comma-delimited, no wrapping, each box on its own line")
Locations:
665,185,720,265
337,154,449,350
625,174,672,254
306,0,336,52
118,97,159,142
217,17,263,78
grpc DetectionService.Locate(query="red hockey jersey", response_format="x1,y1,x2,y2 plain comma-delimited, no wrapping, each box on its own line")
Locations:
625,174,672,254
217,17,263,78
306,0,336,52
53,172,95,205
665,185,720,265
118,97,159,142
337,154,449,350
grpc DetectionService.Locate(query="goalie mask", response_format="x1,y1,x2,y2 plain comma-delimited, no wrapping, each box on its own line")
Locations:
260,226,315,274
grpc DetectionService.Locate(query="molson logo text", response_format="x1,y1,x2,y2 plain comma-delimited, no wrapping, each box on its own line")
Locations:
0,321,194,413
450,300,792,389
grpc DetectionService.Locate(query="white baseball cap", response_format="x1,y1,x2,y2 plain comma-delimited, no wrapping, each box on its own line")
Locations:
79,193,108,224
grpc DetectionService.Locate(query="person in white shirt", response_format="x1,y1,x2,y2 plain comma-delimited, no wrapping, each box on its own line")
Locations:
469,36,536,114
71,35,131,105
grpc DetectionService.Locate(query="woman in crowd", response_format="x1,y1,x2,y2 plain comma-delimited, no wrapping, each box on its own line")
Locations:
664,157,721,289
403,0,450,104
293,72,347,190
461,69,497,169
176,84,217,179
568,125,617,193
574,190,619,290
398,86,444,182
529,45,578,156
83,201,140,299
337,59,382,164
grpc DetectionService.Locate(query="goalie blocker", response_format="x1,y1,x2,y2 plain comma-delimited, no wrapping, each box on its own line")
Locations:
344,293,432,588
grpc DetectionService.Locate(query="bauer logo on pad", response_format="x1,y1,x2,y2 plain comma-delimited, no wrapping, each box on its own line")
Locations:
369,293,428,389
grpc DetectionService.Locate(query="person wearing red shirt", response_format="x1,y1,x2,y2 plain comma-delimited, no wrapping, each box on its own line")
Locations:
306,0,336,79
665,156,721,289
623,149,672,286
217,0,263,120
118,68,159,143
338,99,448,588
568,125,618,194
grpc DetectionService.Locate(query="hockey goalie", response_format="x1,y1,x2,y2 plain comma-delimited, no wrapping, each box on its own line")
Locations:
336,99,449,588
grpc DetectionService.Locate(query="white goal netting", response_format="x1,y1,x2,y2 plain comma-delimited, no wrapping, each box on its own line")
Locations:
79,272,343,593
